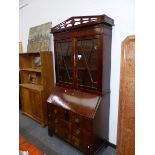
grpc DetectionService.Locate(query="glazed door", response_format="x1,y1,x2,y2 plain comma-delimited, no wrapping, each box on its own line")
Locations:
76,36,100,91
55,40,73,86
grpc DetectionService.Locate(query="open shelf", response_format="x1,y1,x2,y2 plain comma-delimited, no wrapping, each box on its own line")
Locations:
20,68,41,73
19,52,40,55
20,83,43,91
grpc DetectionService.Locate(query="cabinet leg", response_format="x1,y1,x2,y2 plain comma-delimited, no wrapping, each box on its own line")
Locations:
41,123,46,127
48,129,53,137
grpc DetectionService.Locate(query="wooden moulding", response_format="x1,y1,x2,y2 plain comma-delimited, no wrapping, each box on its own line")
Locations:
51,14,114,33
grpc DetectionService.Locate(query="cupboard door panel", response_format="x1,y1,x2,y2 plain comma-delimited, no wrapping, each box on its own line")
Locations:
31,90,42,120
77,37,99,89
20,87,32,115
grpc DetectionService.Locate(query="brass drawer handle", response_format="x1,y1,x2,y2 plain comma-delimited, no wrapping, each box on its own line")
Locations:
54,109,58,114
54,119,58,123
75,129,80,135
55,128,58,133
74,140,79,146
75,118,80,123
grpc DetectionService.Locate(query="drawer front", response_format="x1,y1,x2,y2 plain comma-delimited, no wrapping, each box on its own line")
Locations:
48,103,67,120
71,124,93,143
49,118,69,130
68,134,82,149
68,134,92,154
53,127,69,140
69,111,93,131
48,119,69,139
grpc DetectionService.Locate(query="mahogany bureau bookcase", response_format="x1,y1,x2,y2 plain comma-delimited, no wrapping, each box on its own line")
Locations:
47,15,114,154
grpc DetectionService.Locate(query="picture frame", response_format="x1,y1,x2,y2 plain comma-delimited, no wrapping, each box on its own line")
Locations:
19,42,23,53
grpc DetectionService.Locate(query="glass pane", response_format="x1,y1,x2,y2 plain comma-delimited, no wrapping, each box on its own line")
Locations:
57,41,73,83
77,38,98,89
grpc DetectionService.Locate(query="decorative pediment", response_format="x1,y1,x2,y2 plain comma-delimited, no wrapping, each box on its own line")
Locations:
51,15,114,33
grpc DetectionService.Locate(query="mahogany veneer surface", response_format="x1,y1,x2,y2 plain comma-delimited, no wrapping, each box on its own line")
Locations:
47,14,114,155
47,86,103,154
47,86,101,118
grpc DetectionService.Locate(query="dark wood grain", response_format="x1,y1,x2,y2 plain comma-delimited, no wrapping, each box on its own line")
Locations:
48,14,114,154
47,86,101,118
51,15,114,33
53,23,113,94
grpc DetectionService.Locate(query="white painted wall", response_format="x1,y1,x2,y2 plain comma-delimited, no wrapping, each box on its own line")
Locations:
19,0,134,144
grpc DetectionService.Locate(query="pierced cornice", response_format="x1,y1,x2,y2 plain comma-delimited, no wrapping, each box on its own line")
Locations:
51,15,114,33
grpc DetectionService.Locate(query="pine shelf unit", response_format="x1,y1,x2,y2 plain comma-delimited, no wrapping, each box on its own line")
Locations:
19,51,54,126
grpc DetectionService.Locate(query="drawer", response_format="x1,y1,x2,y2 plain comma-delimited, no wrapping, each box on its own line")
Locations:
68,134,92,154
69,111,93,131
58,128,69,140
48,119,69,139
48,103,67,120
70,124,93,143
48,118,69,130
53,126,69,140
68,134,82,149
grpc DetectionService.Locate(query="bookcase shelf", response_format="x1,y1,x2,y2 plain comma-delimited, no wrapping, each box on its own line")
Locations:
20,68,42,73
20,83,43,91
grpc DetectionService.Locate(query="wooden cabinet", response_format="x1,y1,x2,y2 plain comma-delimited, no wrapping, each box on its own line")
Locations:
20,87,43,122
19,52,54,126
47,86,102,154
47,15,114,154
116,35,135,155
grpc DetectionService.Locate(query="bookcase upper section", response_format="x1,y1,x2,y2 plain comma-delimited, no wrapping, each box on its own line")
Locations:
51,15,114,94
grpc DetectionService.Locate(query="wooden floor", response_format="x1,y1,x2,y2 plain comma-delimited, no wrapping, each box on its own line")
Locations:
19,134,44,155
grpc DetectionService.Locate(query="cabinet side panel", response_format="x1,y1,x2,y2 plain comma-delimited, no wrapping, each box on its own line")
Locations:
40,52,55,124
94,26,112,141
94,93,110,140
102,28,112,93
40,52,55,97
